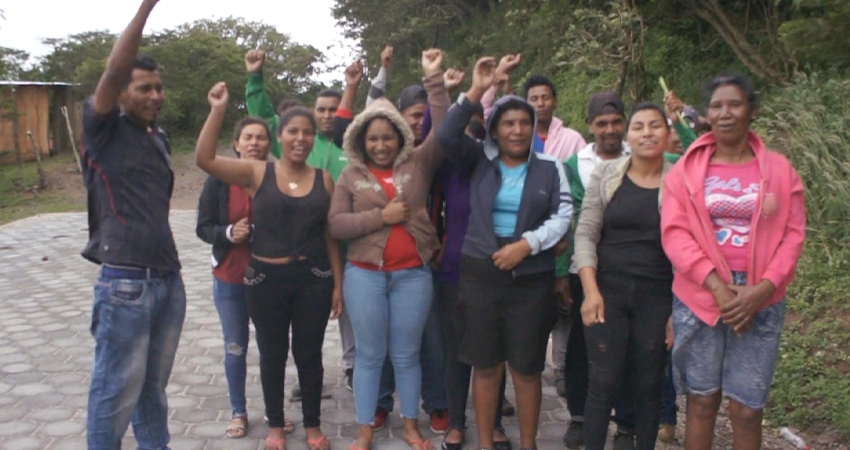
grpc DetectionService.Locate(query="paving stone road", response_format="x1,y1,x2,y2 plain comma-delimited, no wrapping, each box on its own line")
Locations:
0,211,688,450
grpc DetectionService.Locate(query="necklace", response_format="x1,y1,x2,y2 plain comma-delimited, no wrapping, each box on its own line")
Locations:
277,162,306,191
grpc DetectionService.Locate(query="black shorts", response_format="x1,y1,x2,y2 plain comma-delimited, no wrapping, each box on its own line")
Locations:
457,255,557,375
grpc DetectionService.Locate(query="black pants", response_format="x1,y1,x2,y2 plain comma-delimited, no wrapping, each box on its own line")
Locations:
564,274,635,433
245,258,333,428
583,271,672,450
437,280,506,432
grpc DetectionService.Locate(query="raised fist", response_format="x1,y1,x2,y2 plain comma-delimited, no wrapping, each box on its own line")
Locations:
381,45,394,68
443,68,465,92
421,48,444,77
496,54,522,75
471,57,497,93
245,50,266,73
345,60,364,86
208,82,229,109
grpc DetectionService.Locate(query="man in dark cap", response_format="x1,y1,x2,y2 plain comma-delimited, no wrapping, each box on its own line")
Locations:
397,85,429,145
557,91,638,450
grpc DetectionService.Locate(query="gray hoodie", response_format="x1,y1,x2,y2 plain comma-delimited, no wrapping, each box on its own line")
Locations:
438,94,572,277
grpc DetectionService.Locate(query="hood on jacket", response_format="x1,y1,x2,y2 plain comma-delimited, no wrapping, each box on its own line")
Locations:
342,97,417,171
678,130,770,194
484,95,538,162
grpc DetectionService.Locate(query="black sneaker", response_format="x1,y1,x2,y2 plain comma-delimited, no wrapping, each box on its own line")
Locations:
612,431,635,450
345,368,354,392
291,384,301,402
563,421,583,449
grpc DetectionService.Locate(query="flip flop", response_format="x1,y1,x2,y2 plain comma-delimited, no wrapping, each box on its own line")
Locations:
265,437,286,450
405,438,433,450
225,415,248,439
308,435,330,450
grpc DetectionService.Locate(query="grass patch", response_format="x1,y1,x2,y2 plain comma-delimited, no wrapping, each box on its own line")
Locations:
768,249,850,436
755,73,850,439
0,153,86,226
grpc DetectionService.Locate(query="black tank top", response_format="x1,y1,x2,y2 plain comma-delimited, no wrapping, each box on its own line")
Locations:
252,163,329,261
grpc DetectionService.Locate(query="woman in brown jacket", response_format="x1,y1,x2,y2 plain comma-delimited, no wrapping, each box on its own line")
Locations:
327,49,449,450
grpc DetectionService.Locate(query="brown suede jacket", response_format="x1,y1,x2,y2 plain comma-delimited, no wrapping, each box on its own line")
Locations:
328,72,449,269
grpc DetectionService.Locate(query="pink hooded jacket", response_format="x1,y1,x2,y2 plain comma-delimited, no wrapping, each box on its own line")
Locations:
661,131,806,326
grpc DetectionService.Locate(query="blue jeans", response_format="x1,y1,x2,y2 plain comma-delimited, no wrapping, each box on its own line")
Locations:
672,271,785,410
213,277,250,417
87,270,186,450
378,298,448,413
344,263,433,424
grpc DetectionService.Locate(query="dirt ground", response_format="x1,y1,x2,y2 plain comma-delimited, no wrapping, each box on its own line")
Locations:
30,150,215,212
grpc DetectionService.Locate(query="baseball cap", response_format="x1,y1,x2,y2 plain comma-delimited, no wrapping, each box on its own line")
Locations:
397,85,427,112
587,91,625,123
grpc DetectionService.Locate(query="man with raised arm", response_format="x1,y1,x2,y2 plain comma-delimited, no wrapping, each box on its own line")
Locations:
81,1,186,449
245,49,348,177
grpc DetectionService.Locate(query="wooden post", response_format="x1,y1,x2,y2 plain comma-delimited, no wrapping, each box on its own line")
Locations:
51,87,69,156
10,87,22,166
61,106,82,173
26,130,46,190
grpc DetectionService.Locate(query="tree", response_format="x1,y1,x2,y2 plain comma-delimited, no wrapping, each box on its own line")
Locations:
0,47,30,80
676,0,797,84
33,17,324,138
779,0,850,69
39,31,116,82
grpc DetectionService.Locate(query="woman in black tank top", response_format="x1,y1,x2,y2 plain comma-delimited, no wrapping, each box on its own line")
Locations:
196,82,343,450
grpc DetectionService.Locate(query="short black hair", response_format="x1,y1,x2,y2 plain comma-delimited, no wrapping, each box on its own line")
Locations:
489,99,535,137
277,98,304,116
123,54,159,87
703,71,758,111
523,75,557,99
278,106,317,135
317,89,342,101
628,102,669,128
233,116,271,144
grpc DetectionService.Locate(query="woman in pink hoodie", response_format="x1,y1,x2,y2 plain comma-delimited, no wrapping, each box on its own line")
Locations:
660,72,806,450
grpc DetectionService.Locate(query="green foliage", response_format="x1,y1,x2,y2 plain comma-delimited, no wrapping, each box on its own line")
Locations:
27,17,323,139
39,31,115,83
754,73,850,251
780,0,850,70
0,47,31,79
769,248,850,435
750,73,850,437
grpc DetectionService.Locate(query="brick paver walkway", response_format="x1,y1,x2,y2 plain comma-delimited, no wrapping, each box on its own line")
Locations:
0,212,684,450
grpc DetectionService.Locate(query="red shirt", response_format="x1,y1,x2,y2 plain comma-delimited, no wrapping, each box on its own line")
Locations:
353,167,422,271
212,185,252,283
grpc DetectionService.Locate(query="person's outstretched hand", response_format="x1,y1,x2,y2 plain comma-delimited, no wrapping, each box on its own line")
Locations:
208,82,229,110
245,50,266,73
466,57,497,103
345,60,364,87
422,48,444,78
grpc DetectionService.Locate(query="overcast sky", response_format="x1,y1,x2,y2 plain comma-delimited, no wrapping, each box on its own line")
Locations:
0,0,356,82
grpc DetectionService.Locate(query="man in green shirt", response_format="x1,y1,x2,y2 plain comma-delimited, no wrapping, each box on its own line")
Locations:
244,49,348,181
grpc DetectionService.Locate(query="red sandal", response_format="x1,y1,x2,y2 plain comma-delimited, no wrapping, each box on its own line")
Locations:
308,435,330,450
265,437,285,450
405,438,433,450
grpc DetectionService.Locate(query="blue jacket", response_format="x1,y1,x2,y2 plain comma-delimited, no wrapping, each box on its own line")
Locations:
438,94,572,277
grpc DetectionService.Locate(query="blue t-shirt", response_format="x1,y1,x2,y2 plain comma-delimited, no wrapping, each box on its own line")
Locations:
493,161,528,237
